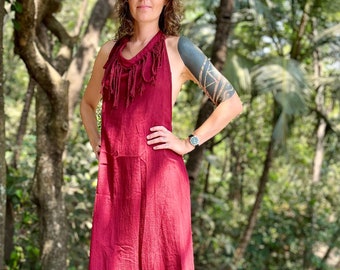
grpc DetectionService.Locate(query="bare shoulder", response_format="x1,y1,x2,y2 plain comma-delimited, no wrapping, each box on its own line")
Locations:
86,40,116,94
165,35,191,82
165,35,180,51
101,40,116,52
96,40,116,62
165,35,181,63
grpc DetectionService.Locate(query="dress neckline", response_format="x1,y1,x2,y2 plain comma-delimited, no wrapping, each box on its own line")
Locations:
102,30,167,107
118,31,163,65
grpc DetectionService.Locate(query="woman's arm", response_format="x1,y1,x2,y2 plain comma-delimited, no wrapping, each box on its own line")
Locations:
80,41,115,157
178,37,243,148
147,36,242,155
178,36,236,105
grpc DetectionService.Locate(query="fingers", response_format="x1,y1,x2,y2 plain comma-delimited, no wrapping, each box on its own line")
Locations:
146,126,187,155
91,139,101,159
148,126,168,138
147,134,168,144
147,126,169,141
95,144,101,158
147,126,172,149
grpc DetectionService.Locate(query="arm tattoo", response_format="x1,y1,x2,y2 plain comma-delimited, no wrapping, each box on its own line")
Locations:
178,36,235,105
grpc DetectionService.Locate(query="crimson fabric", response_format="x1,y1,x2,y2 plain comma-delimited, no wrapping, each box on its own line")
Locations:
88,31,194,270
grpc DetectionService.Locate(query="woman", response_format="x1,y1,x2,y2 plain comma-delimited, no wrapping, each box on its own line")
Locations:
80,0,242,269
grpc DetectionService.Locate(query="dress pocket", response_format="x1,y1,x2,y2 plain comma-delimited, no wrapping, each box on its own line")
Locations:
96,152,114,196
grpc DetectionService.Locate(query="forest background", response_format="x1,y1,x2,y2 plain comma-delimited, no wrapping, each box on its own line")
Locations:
0,0,339,269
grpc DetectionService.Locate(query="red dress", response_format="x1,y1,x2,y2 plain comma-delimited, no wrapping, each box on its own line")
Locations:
89,31,194,270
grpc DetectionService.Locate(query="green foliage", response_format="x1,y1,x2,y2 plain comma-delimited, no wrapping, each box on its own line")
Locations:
64,128,98,269
10,2,22,13
6,167,40,269
251,57,310,144
188,0,340,269
5,0,22,30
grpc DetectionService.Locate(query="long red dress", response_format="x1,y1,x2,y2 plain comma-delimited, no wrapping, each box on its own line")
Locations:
89,31,195,269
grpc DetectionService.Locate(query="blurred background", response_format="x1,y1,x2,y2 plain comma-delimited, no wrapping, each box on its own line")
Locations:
0,0,339,269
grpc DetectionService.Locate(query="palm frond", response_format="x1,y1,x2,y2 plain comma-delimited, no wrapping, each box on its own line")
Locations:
251,57,310,115
313,23,340,49
224,51,254,94
251,57,312,145
272,112,290,145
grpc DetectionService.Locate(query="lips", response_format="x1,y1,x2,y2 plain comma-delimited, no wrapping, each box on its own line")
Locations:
137,5,151,9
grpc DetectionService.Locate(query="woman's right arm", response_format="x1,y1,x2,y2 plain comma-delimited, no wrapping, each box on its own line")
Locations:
80,41,115,157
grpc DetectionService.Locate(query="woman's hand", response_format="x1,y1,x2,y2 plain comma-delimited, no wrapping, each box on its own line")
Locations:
91,138,101,159
147,126,194,156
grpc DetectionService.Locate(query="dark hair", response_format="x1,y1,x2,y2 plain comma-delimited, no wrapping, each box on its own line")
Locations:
115,0,183,39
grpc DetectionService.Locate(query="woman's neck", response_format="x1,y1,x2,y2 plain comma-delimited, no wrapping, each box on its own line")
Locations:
131,23,161,44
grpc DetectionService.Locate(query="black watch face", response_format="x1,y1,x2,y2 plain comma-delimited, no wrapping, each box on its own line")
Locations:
190,135,199,146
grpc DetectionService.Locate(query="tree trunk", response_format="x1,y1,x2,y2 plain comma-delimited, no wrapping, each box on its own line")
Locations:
6,77,35,260
303,116,326,270
4,198,14,264
317,225,340,270
33,84,68,269
13,0,116,267
303,19,326,269
231,132,276,267
14,0,70,268
228,113,249,208
290,0,313,60
186,0,234,186
11,77,36,169
228,138,243,204
67,0,115,122
0,0,6,268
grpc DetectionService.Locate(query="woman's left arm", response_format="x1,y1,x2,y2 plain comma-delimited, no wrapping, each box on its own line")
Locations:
147,36,242,155
190,93,242,146
177,36,243,145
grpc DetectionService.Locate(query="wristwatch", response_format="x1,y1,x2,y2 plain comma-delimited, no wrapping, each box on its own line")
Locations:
188,134,200,148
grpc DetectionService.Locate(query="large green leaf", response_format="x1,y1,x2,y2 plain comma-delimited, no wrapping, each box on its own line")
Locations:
313,23,340,50
224,51,254,94
251,57,311,144
251,57,309,115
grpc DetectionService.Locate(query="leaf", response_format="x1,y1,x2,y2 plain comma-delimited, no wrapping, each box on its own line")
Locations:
11,2,23,13
224,51,253,94
272,113,289,144
12,19,21,31
251,57,310,115
313,23,340,49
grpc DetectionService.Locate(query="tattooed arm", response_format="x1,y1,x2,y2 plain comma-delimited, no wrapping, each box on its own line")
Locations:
176,36,242,149
147,36,242,155
178,36,235,105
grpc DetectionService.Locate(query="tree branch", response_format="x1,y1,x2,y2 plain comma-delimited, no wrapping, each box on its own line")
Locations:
14,0,66,99
67,0,116,121
43,15,75,47
313,108,339,135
